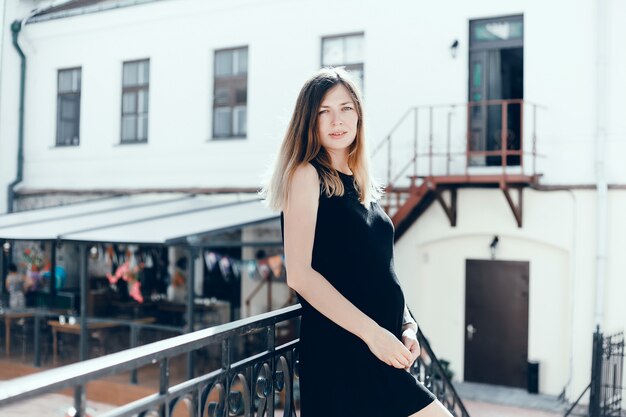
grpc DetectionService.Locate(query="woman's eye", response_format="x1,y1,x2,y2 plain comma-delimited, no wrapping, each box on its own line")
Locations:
343,106,353,111
319,109,328,114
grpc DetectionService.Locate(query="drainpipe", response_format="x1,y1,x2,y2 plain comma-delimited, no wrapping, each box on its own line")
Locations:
594,0,608,330
561,190,578,401
7,19,26,214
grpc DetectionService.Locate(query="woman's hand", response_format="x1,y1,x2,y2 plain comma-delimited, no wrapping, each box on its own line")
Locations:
363,325,413,369
401,327,421,370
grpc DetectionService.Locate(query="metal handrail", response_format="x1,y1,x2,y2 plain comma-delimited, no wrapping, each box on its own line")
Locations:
371,99,544,191
0,304,470,417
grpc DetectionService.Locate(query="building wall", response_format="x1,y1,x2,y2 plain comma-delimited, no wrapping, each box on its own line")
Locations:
394,188,626,399
0,0,38,213
0,0,621,201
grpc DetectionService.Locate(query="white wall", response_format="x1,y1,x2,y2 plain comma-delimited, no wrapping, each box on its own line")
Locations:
394,188,626,399
0,0,39,214
0,0,621,197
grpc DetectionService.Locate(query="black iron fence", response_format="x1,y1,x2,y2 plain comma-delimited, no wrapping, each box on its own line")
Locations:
0,304,469,417
590,328,624,417
566,327,624,417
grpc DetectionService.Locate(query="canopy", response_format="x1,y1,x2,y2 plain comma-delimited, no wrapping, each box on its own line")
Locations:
0,193,279,246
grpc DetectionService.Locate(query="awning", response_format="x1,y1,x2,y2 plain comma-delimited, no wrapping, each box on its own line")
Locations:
0,193,279,246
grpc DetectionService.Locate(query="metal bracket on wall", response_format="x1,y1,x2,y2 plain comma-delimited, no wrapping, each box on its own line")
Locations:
435,189,457,227
500,184,523,227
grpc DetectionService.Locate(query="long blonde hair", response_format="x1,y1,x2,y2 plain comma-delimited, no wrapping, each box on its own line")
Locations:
259,67,384,212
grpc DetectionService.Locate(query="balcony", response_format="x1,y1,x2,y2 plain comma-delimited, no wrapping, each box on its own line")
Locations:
0,305,470,417
372,99,544,237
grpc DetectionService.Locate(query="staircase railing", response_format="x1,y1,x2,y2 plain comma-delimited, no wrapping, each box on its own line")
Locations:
0,304,470,417
415,327,471,417
370,100,545,215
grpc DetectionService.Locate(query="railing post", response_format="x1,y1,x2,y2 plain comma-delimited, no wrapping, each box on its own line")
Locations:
186,246,198,380
446,109,452,176
465,103,470,176
428,107,433,177
532,104,537,177
0,240,5,304
73,385,86,417
267,324,276,416
589,326,603,417
222,338,231,415
79,244,88,362
501,101,508,175
130,324,139,384
50,242,57,308
34,314,41,367
413,107,418,178
519,100,526,175
387,135,392,186
159,357,169,417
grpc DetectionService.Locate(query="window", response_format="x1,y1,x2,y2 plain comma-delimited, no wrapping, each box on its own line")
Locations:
56,68,81,146
321,33,364,92
213,47,248,139
121,59,149,143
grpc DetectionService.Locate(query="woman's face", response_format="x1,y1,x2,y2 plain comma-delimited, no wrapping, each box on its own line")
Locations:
317,84,358,154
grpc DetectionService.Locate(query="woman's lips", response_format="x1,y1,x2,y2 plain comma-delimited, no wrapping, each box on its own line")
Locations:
330,131,347,139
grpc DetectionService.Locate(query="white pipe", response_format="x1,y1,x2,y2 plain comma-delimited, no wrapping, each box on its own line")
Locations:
594,0,608,330
562,190,577,400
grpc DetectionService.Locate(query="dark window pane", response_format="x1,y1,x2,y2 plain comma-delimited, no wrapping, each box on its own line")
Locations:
215,50,233,77
60,96,79,119
58,69,81,93
234,105,246,136
344,35,364,64
214,87,230,106
236,48,248,74
473,62,482,87
123,62,138,87
59,120,79,146
214,107,231,137
122,92,136,114
138,90,148,113
322,37,344,66
122,115,137,141
137,114,148,140
138,61,149,85
235,87,247,104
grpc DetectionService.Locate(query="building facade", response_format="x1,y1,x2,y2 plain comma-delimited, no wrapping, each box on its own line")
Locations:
0,0,624,405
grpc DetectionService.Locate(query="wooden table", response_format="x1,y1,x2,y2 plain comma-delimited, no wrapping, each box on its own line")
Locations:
48,317,156,365
2,311,35,358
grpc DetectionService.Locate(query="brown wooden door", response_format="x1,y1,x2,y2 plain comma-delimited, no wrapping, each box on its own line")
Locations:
464,259,529,388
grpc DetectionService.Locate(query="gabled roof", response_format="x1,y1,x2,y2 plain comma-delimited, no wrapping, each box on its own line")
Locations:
28,0,162,23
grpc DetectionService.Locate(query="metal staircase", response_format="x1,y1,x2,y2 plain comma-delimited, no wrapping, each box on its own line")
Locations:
371,100,544,238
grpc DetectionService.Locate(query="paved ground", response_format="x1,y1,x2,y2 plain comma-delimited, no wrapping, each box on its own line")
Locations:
0,392,575,417
1,378,596,417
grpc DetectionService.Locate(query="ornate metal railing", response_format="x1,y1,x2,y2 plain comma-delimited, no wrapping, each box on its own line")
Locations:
0,304,469,417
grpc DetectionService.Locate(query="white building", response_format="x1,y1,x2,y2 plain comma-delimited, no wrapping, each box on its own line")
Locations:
0,0,624,407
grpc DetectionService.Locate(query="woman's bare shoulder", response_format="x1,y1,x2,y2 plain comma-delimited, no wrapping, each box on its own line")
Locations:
291,162,320,191
286,163,320,212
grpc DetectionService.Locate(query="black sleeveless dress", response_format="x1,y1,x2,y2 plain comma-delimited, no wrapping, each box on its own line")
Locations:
279,165,436,416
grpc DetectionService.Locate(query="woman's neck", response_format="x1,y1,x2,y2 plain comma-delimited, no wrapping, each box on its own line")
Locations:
326,149,350,173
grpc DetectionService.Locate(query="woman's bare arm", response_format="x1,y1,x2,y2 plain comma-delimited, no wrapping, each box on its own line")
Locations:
283,163,412,369
402,303,418,333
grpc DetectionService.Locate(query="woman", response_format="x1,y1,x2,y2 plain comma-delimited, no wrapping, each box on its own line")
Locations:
260,68,452,416
5,263,27,309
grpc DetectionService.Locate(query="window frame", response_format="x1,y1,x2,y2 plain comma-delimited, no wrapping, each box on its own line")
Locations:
120,58,150,144
55,66,82,147
320,32,365,91
212,46,248,140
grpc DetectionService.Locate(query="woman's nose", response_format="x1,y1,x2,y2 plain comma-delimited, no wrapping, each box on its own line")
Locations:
330,112,343,125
